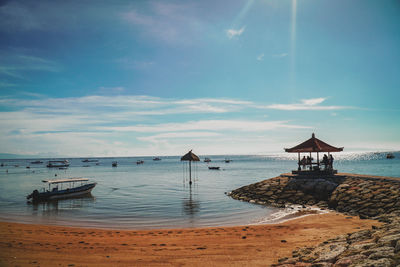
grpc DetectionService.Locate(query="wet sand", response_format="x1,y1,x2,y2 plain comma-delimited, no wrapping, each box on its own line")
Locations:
0,212,379,267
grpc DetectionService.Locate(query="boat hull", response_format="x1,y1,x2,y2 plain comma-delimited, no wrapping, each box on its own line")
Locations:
28,183,96,202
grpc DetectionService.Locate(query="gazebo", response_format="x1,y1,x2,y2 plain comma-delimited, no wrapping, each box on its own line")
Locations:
284,133,343,174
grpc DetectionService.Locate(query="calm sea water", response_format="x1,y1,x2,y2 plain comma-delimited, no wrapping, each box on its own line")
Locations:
0,152,399,229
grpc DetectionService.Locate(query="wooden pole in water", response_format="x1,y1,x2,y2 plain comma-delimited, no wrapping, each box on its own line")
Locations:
189,160,192,185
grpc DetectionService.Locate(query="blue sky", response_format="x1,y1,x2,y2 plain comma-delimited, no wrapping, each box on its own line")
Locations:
0,0,399,157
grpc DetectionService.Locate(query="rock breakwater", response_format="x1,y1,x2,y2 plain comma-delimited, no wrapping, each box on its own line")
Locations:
229,173,400,266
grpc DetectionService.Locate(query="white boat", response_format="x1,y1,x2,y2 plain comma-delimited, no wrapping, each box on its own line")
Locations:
27,178,96,202
47,160,70,168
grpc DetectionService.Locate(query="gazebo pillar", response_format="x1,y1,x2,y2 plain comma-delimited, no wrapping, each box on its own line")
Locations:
298,152,300,170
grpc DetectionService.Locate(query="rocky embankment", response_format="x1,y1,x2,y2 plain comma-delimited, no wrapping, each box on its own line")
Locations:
229,173,400,266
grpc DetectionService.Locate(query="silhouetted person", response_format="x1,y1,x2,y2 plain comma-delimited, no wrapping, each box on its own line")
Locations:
300,156,306,170
306,156,312,170
329,154,334,169
322,154,328,170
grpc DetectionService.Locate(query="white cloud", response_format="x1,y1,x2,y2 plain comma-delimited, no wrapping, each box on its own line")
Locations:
226,26,245,39
121,3,203,44
0,52,61,79
137,131,222,143
257,53,264,61
301,97,325,106
272,53,288,58
101,119,310,133
122,9,154,26
262,97,352,111
3,94,356,157
0,95,255,137
97,86,125,95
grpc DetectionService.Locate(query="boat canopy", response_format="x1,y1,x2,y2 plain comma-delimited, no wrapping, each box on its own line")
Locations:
42,178,89,184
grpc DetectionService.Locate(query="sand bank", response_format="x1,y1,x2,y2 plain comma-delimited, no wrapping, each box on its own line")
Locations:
0,212,379,266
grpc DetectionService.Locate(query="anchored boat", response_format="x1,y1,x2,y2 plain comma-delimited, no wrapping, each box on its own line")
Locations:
46,160,70,168
387,153,395,159
27,178,96,202
208,166,220,170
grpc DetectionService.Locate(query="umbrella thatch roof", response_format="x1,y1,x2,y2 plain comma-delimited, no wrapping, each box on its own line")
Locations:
181,150,200,161
285,133,343,153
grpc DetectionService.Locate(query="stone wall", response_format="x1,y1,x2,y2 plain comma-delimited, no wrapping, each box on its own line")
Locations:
228,173,400,266
229,173,400,218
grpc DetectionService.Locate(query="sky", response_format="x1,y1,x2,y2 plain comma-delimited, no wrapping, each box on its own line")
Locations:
0,0,399,157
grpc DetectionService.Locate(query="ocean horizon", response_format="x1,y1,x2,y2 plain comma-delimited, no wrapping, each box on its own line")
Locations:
0,152,399,229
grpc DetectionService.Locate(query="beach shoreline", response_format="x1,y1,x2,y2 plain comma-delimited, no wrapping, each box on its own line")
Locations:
0,212,379,266
0,203,325,231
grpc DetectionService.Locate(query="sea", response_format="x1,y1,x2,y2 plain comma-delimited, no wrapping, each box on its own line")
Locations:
0,152,399,229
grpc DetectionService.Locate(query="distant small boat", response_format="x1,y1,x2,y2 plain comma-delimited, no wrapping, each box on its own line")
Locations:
30,160,43,164
204,158,211,163
136,160,144,165
208,166,220,170
225,159,231,163
153,157,161,161
47,160,69,168
112,161,118,167
387,153,395,159
27,178,96,202
82,159,99,163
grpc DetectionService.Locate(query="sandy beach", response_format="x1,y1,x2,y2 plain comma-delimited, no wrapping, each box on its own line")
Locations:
0,212,379,267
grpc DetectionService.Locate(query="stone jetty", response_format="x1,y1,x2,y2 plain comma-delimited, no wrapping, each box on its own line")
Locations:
229,173,400,266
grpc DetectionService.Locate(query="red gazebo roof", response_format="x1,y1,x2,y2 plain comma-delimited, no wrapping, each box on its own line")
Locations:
285,133,343,153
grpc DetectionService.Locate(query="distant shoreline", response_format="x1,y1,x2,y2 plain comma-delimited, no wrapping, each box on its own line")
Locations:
0,150,398,160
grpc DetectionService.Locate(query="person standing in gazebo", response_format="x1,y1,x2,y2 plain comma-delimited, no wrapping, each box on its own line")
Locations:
322,154,328,170
329,154,334,169
300,156,306,170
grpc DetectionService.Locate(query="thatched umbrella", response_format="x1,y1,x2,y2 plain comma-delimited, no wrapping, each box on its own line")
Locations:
181,150,200,185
